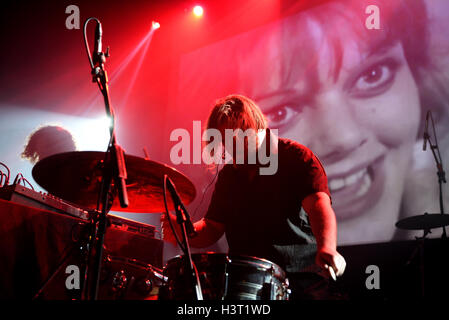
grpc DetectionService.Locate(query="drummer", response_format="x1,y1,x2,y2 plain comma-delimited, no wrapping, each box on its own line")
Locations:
162,94,346,300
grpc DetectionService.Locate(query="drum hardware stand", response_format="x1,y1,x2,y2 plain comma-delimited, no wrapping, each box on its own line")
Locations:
81,17,129,300
404,230,428,298
177,213,203,301
221,257,231,300
32,222,91,300
423,110,448,238
164,175,203,300
403,110,448,297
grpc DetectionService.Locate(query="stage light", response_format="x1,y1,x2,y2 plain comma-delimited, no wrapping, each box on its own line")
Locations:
152,21,160,30
75,116,111,151
193,5,204,17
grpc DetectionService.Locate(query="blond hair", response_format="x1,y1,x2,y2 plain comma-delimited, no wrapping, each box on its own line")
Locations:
206,94,267,133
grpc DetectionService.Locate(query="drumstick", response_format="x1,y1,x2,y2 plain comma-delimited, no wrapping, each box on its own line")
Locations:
328,265,337,281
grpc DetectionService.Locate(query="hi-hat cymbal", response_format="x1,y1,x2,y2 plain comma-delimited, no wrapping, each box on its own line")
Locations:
395,213,449,230
32,151,196,213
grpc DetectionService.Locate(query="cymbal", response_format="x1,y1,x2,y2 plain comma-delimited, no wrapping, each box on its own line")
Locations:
395,213,449,230
32,151,196,213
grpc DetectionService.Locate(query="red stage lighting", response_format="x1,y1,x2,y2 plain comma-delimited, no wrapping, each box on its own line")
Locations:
152,21,160,30
193,5,204,17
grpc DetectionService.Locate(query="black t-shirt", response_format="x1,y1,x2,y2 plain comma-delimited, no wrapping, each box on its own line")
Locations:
205,137,330,273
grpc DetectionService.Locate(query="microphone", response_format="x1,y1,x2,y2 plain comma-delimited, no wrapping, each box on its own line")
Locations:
93,21,103,65
113,144,129,208
165,176,197,238
423,111,430,151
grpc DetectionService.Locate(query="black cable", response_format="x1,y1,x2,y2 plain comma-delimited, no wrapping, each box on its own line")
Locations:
21,177,34,190
13,173,22,185
163,174,187,253
0,162,10,185
12,173,35,190
83,17,98,71
192,163,221,219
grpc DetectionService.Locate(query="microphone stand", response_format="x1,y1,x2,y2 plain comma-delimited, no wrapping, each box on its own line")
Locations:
165,176,203,300
176,206,203,301
81,18,129,300
423,111,447,238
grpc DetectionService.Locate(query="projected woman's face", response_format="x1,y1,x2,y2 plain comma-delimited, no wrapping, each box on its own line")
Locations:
241,14,421,244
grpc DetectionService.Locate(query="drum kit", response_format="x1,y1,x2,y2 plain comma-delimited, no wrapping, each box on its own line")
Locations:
28,145,449,301
26,17,449,301
31,151,290,300
27,148,449,301
20,17,292,301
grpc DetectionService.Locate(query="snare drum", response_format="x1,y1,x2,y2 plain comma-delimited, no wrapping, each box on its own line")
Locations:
159,253,289,300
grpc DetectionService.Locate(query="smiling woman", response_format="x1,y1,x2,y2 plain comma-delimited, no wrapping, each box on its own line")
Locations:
232,0,448,244
174,0,449,246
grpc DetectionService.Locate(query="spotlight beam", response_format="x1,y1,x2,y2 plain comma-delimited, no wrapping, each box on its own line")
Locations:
118,30,155,114
83,25,158,115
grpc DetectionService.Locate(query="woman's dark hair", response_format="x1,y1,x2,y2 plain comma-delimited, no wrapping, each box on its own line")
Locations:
287,0,447,136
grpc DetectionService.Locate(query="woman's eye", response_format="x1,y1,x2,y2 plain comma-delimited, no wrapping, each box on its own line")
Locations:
350,59,399,97
265,106,297,128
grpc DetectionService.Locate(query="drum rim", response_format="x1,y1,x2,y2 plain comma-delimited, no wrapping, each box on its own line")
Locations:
164,252,286,278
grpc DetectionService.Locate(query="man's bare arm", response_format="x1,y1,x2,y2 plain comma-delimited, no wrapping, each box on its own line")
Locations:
302,192,346,277
161,214,225,248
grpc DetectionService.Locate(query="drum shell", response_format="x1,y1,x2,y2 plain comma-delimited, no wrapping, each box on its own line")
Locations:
159,253,289,300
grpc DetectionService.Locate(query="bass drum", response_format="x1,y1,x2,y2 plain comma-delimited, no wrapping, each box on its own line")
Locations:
159,253,289,300
98,255,166,300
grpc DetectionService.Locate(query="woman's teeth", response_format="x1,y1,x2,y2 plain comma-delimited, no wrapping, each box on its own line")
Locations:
329,167,372,196
355,171,372,196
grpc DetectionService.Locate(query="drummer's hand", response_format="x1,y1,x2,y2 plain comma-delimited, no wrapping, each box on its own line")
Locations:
160,213,179,245
315,247,346,279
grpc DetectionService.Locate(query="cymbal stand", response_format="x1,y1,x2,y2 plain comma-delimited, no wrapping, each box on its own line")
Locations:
405,230,428,297
405,111,448,297
423,111,447,238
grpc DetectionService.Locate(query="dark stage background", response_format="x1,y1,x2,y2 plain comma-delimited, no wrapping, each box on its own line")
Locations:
1,0,449,299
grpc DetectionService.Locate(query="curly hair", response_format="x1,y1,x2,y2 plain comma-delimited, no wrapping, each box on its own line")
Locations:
21,125,77,164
